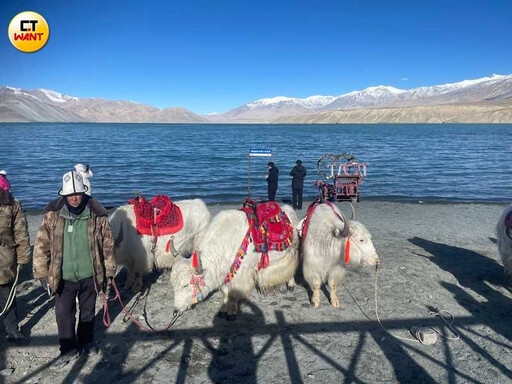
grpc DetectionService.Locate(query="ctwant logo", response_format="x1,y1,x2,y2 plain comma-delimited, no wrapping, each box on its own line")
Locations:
8,11,49,52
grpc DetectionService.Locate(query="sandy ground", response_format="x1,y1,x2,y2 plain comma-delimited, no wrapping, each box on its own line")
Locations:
1,200,511,384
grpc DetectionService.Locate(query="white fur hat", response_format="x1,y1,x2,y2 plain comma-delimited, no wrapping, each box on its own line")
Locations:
74,163,93,179
0,170,7,176
59,171,88,196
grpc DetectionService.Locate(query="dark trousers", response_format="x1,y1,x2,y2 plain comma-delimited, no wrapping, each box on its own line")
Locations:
54,278,96,354
0,282,19,334
268,188,277,202
292,188,303,209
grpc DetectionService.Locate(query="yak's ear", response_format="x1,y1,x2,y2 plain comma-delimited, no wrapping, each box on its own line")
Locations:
333,227,341,237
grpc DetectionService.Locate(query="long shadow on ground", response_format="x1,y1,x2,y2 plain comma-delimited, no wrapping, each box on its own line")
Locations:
409,237,512,381
409,237,512,340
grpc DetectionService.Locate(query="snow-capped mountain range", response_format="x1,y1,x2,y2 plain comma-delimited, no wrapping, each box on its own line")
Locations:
210,74,512,122
1,74,511,123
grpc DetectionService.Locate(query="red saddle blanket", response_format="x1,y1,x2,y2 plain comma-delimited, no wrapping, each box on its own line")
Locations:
240,200,293,269
129,195,183,237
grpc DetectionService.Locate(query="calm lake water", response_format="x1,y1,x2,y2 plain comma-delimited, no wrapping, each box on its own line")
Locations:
0,123,511,209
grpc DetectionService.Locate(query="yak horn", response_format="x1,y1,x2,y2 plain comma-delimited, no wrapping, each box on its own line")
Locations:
114,222,124,248
349,203,356,221
339,211,350,238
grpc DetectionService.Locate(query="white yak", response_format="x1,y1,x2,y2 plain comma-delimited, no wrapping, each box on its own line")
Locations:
171,204,299,319
109,198,211,292
301,202,379,307
496,204,512,277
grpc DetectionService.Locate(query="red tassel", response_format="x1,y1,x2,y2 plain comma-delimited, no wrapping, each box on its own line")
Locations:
257,252,270,271
165,239,172,253
192,251,199,269
344,238,351,265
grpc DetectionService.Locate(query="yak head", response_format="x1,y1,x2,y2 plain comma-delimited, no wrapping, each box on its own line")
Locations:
171,251,207,315
330,204,379,267
342,221,379,267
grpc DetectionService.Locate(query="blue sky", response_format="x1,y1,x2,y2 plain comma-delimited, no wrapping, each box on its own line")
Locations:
1,0,511,114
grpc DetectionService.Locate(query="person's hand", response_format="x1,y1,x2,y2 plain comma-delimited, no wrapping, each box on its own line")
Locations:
264,174,269,179
39,278,48,291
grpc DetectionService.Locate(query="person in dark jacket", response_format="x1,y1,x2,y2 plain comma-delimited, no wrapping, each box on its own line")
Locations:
265,162,279,201
0,170,31,346
290,160,307,210
34,171,116,370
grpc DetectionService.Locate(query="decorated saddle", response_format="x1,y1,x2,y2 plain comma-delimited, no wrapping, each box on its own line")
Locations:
128,194,183,237
225,199,294,285
241,200,293,269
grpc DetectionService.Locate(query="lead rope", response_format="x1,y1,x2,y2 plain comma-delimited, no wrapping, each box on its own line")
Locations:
0,264,21,317
373,265,459,344
103,278,181,331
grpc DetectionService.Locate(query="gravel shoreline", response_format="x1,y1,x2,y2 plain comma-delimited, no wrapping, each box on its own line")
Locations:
2,200,511,384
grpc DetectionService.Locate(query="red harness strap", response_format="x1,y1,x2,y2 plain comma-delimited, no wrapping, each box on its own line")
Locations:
301,200,321,244
301,199,351,265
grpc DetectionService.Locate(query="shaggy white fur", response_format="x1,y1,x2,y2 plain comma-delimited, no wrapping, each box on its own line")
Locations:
302,203,379,307
496,204,512,277
109,198,211,292
171,204,299,316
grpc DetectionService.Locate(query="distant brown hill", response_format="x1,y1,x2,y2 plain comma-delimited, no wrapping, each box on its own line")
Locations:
273,102,512,124
0,87,207,123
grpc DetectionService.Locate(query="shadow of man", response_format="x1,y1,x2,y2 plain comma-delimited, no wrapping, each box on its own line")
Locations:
203,297,264,384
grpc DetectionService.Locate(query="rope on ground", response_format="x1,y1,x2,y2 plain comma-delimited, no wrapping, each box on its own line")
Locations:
102,278,181,332
0,264,21,317
343,264,459,345
122,289,148,323
373,265,459,345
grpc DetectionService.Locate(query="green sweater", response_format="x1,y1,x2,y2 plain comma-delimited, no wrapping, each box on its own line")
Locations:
60,205,93,282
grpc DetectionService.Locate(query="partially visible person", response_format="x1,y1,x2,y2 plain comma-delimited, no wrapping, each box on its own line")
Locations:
0,170,31,346
290,160,307,210
265,162,279,201
74,164,93,196
33,170,115,370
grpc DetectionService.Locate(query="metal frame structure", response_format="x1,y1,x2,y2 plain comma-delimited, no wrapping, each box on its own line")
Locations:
316,153,368,202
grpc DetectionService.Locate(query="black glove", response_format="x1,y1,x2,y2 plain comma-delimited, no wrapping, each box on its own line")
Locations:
40,278,48,291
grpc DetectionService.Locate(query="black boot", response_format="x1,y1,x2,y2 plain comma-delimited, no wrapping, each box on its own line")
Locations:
6,329,30,346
